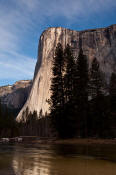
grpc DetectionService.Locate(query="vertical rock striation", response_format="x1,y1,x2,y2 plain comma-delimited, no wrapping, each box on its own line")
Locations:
17,24,116,121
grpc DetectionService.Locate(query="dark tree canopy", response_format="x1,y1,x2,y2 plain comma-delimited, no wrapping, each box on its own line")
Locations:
89,57,103,99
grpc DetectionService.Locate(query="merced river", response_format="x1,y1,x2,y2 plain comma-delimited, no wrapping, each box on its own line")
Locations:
0,142,116,175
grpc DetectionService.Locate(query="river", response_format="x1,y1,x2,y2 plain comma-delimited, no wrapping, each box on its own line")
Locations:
0,142,116,175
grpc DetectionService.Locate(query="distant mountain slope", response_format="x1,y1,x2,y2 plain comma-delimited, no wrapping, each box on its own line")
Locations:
0,80,32,110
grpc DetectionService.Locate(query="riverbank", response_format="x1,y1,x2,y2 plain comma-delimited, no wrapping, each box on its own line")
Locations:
54,138,116,145
34,138,116,145
1,136,116,145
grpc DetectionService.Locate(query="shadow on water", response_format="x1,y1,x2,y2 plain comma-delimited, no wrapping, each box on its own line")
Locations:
51,143,116,161
0,144,16,175
0,142,116,175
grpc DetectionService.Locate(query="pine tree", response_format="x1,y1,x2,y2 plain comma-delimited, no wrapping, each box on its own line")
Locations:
89,58,103,99
63,44,77,137
64,44,76,103
89,57,105,137
50,43,64,110
76,49,89,101
39,109,43,118
75,48,89,137
49,43,65,137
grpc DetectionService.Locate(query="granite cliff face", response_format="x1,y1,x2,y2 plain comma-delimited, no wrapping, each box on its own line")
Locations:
17,24,116,121
0,80,32,109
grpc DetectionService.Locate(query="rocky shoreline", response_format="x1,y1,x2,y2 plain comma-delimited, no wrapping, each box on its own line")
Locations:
0,136,38,143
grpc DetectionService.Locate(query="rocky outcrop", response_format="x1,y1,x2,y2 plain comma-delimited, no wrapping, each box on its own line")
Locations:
16,24,116,121
0,80,32,109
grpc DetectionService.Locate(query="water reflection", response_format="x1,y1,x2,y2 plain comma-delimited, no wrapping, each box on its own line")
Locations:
0,145,15,175
12,144,53,175
1,143,116,175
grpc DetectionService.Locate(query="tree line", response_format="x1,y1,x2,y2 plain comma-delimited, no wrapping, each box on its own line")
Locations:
0,101,19,138
19,107,50,137
49,43,116,138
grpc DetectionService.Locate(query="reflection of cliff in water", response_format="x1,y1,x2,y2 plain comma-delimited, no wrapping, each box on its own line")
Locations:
0,145,15,175
11,143,116,175
12,144,85,175
12,144,53,175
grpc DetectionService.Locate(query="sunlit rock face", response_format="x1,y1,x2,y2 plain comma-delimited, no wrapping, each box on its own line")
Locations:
17,24,116,121
0,80,32,109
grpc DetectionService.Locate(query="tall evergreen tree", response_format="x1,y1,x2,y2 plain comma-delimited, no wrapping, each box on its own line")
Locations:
49,43,65,137
75,48,89,137
89,58,103,99
63,44,77,137
89,57,105,137
64,44,76,103
50,43,64,110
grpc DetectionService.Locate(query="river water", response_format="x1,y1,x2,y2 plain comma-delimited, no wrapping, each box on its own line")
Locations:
0,142,116,175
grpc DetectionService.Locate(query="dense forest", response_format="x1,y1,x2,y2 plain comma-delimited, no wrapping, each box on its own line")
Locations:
0,103,50,138
0,43,116,139
49,43,116,138
0,102,19,137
